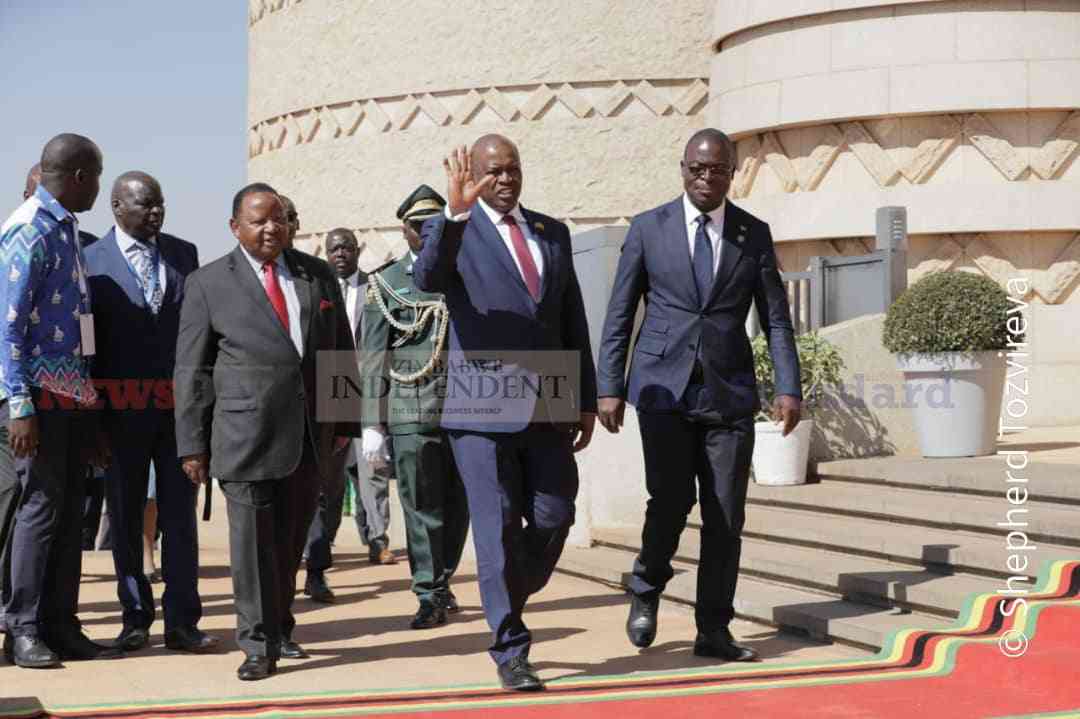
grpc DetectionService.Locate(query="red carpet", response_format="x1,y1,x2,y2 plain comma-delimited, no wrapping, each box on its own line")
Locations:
5,560,1079,719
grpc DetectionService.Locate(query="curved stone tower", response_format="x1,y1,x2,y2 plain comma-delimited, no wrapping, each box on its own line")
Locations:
710,0,1080,424
248,0,711,266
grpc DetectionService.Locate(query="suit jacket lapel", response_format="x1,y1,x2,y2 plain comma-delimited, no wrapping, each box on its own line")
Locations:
521,208,554,305
284,250,315,354
471,206,533,301
227,246,295,350
706,202,746,307
101,228,148,309
156,236,182,307
660,199,698,307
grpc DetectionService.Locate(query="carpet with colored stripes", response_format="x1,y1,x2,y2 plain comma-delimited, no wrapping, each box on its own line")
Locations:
4,560,1078,719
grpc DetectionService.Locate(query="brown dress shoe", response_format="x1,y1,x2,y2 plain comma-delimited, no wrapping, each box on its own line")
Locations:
369,540,397,565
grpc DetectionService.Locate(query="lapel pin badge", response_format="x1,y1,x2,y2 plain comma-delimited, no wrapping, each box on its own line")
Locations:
533,221,545,234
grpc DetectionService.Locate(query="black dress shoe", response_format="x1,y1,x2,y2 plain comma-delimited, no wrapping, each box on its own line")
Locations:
497,655,544,692
410,600,448,629
437,590,461,614
626,594,659,648
304,572,336,604
12,636,60,668
693,628,760,662
51,631,125,661
165,626,219,653
2,632,13,664
115,625,151,651
238,655,277,680
279,639,309,659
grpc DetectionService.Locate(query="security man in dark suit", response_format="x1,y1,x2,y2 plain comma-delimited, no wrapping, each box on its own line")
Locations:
597,128,802,662
85,171,214,654
361,185,470,630
174,183,361,680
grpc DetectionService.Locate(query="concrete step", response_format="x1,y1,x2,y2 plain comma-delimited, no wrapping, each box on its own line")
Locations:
816,457,1080,506
746,479,1080,547
593,527,992,618
558,544,946,650
735,504,1074,580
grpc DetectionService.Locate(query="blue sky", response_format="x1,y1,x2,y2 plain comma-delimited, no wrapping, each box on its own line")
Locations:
0,1,247,261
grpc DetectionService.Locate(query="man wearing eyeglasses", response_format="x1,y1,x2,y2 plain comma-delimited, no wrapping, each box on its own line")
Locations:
596,128,802,663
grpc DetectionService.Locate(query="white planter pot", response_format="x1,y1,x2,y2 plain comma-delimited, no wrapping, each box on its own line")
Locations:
895,351,1006,458
752,419,813,486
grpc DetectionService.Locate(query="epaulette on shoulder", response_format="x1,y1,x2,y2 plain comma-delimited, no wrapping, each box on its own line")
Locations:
368,258,396,276
364,259,396,305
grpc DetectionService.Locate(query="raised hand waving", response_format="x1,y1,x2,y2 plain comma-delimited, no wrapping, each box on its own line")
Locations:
443,145,495,216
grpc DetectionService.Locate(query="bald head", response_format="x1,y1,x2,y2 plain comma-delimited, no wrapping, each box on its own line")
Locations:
112,171,160,202
470,134,519,168
38,133,103,213
23,163,41,200
111,171,165,241
683,128,734,163
41,133,102,176
469,134,522,214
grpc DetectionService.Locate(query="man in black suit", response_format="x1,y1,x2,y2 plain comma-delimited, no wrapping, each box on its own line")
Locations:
302,227,390,606
174,183,361,680
597,129,802,662
85,171,214,654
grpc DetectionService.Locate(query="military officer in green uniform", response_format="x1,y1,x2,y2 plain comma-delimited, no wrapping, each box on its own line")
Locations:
360,185,470,629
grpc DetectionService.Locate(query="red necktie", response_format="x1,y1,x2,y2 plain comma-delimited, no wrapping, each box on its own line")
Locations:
503,215,541,302
262,261,290,332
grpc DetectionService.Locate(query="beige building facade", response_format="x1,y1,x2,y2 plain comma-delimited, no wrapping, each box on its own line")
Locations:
710,0,1080,426
248,0,713,266
249,0,1079,426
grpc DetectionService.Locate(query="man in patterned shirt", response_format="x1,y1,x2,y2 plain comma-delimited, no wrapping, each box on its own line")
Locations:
0,133,118,668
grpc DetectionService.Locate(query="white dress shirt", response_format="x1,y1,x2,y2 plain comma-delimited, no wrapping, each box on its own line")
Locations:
239,247,304,356
114,225,167,294
338,270,363,335
683,194,725,277
446,198,544,282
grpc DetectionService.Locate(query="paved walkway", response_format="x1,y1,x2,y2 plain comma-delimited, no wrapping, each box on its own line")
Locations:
1,509,863,711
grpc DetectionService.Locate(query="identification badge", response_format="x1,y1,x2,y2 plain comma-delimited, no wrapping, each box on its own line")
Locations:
79,313,96,356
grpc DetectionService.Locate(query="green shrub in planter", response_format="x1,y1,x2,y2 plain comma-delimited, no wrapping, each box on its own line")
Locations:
752,332,844,422
883,271,1015,353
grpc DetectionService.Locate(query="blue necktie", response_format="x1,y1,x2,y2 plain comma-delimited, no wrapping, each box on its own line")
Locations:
134,244,163,314
693,214,714,306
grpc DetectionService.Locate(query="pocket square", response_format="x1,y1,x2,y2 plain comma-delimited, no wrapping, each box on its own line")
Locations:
320,299,334,312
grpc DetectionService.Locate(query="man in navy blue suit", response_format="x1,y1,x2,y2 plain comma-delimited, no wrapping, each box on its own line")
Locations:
85,172,215,655
413,136,597,691
597,129,802,662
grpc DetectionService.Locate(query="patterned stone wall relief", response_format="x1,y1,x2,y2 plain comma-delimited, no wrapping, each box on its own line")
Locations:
907,232,1080,305
731,111,1080,199
249,0,298,26
249,80,710,158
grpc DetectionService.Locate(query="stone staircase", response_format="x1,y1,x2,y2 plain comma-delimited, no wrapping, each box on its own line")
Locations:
558,456,1080,650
